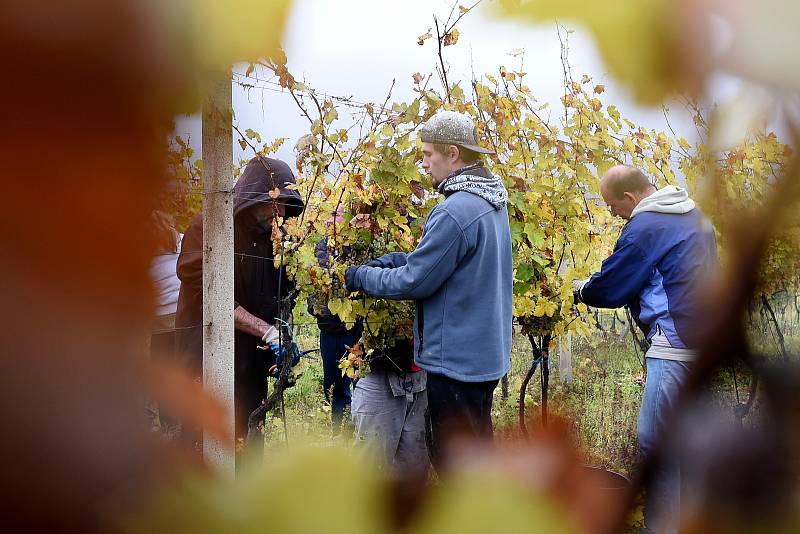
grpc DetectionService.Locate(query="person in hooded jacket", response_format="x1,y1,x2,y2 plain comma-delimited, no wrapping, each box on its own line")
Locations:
573,164,719,533
175,156,304,454
344,111,513,472
308,237,363,428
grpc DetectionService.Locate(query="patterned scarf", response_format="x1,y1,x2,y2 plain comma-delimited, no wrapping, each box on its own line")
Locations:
437,163,508,210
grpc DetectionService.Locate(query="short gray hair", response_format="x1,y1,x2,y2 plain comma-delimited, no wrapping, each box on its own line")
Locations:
605,165,652,198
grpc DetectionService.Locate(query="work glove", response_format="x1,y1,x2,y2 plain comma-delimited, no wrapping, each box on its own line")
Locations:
572,278,589,304
260,325,280,346
267,340,301,378
345,265,363,292
257,325,301,377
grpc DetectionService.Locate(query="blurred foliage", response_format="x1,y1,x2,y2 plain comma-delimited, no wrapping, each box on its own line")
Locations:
129,445,577,533
679,103,800,296
410,471,574,533
128,447,388,533
150,0,293,108
496,0,708,104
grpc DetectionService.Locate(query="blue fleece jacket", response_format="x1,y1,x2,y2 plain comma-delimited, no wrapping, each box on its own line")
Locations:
352,190,513,382
580,200,718,351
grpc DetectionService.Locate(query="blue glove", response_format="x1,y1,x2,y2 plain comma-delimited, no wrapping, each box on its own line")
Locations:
345,265,362,291
268,340,301,378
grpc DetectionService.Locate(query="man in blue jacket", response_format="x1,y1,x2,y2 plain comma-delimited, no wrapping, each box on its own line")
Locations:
345,111,513,470
574,164,718,533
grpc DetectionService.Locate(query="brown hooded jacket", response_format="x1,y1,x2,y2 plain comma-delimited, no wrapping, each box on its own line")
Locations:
174,156,304,441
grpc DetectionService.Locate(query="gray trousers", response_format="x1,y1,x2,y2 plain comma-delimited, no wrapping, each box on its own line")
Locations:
351,369,429,476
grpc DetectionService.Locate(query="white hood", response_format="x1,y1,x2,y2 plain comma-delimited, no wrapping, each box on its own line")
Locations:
630,185,695,218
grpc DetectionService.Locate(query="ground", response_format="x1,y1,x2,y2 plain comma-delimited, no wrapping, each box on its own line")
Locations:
262,310,783,478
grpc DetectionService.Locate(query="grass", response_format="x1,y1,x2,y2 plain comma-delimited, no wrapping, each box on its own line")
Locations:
246,312,797,533
262,311,795,478
494,331,645,474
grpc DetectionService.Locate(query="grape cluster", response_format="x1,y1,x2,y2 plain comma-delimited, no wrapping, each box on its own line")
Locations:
520,314,559,337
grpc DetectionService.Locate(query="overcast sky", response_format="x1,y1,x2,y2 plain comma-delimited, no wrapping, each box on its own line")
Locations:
174,0,742,168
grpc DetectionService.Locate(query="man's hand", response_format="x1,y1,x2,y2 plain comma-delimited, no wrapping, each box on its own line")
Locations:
345,265,362,292
572,278,589,304
235,305,275,338
236,305,297,362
